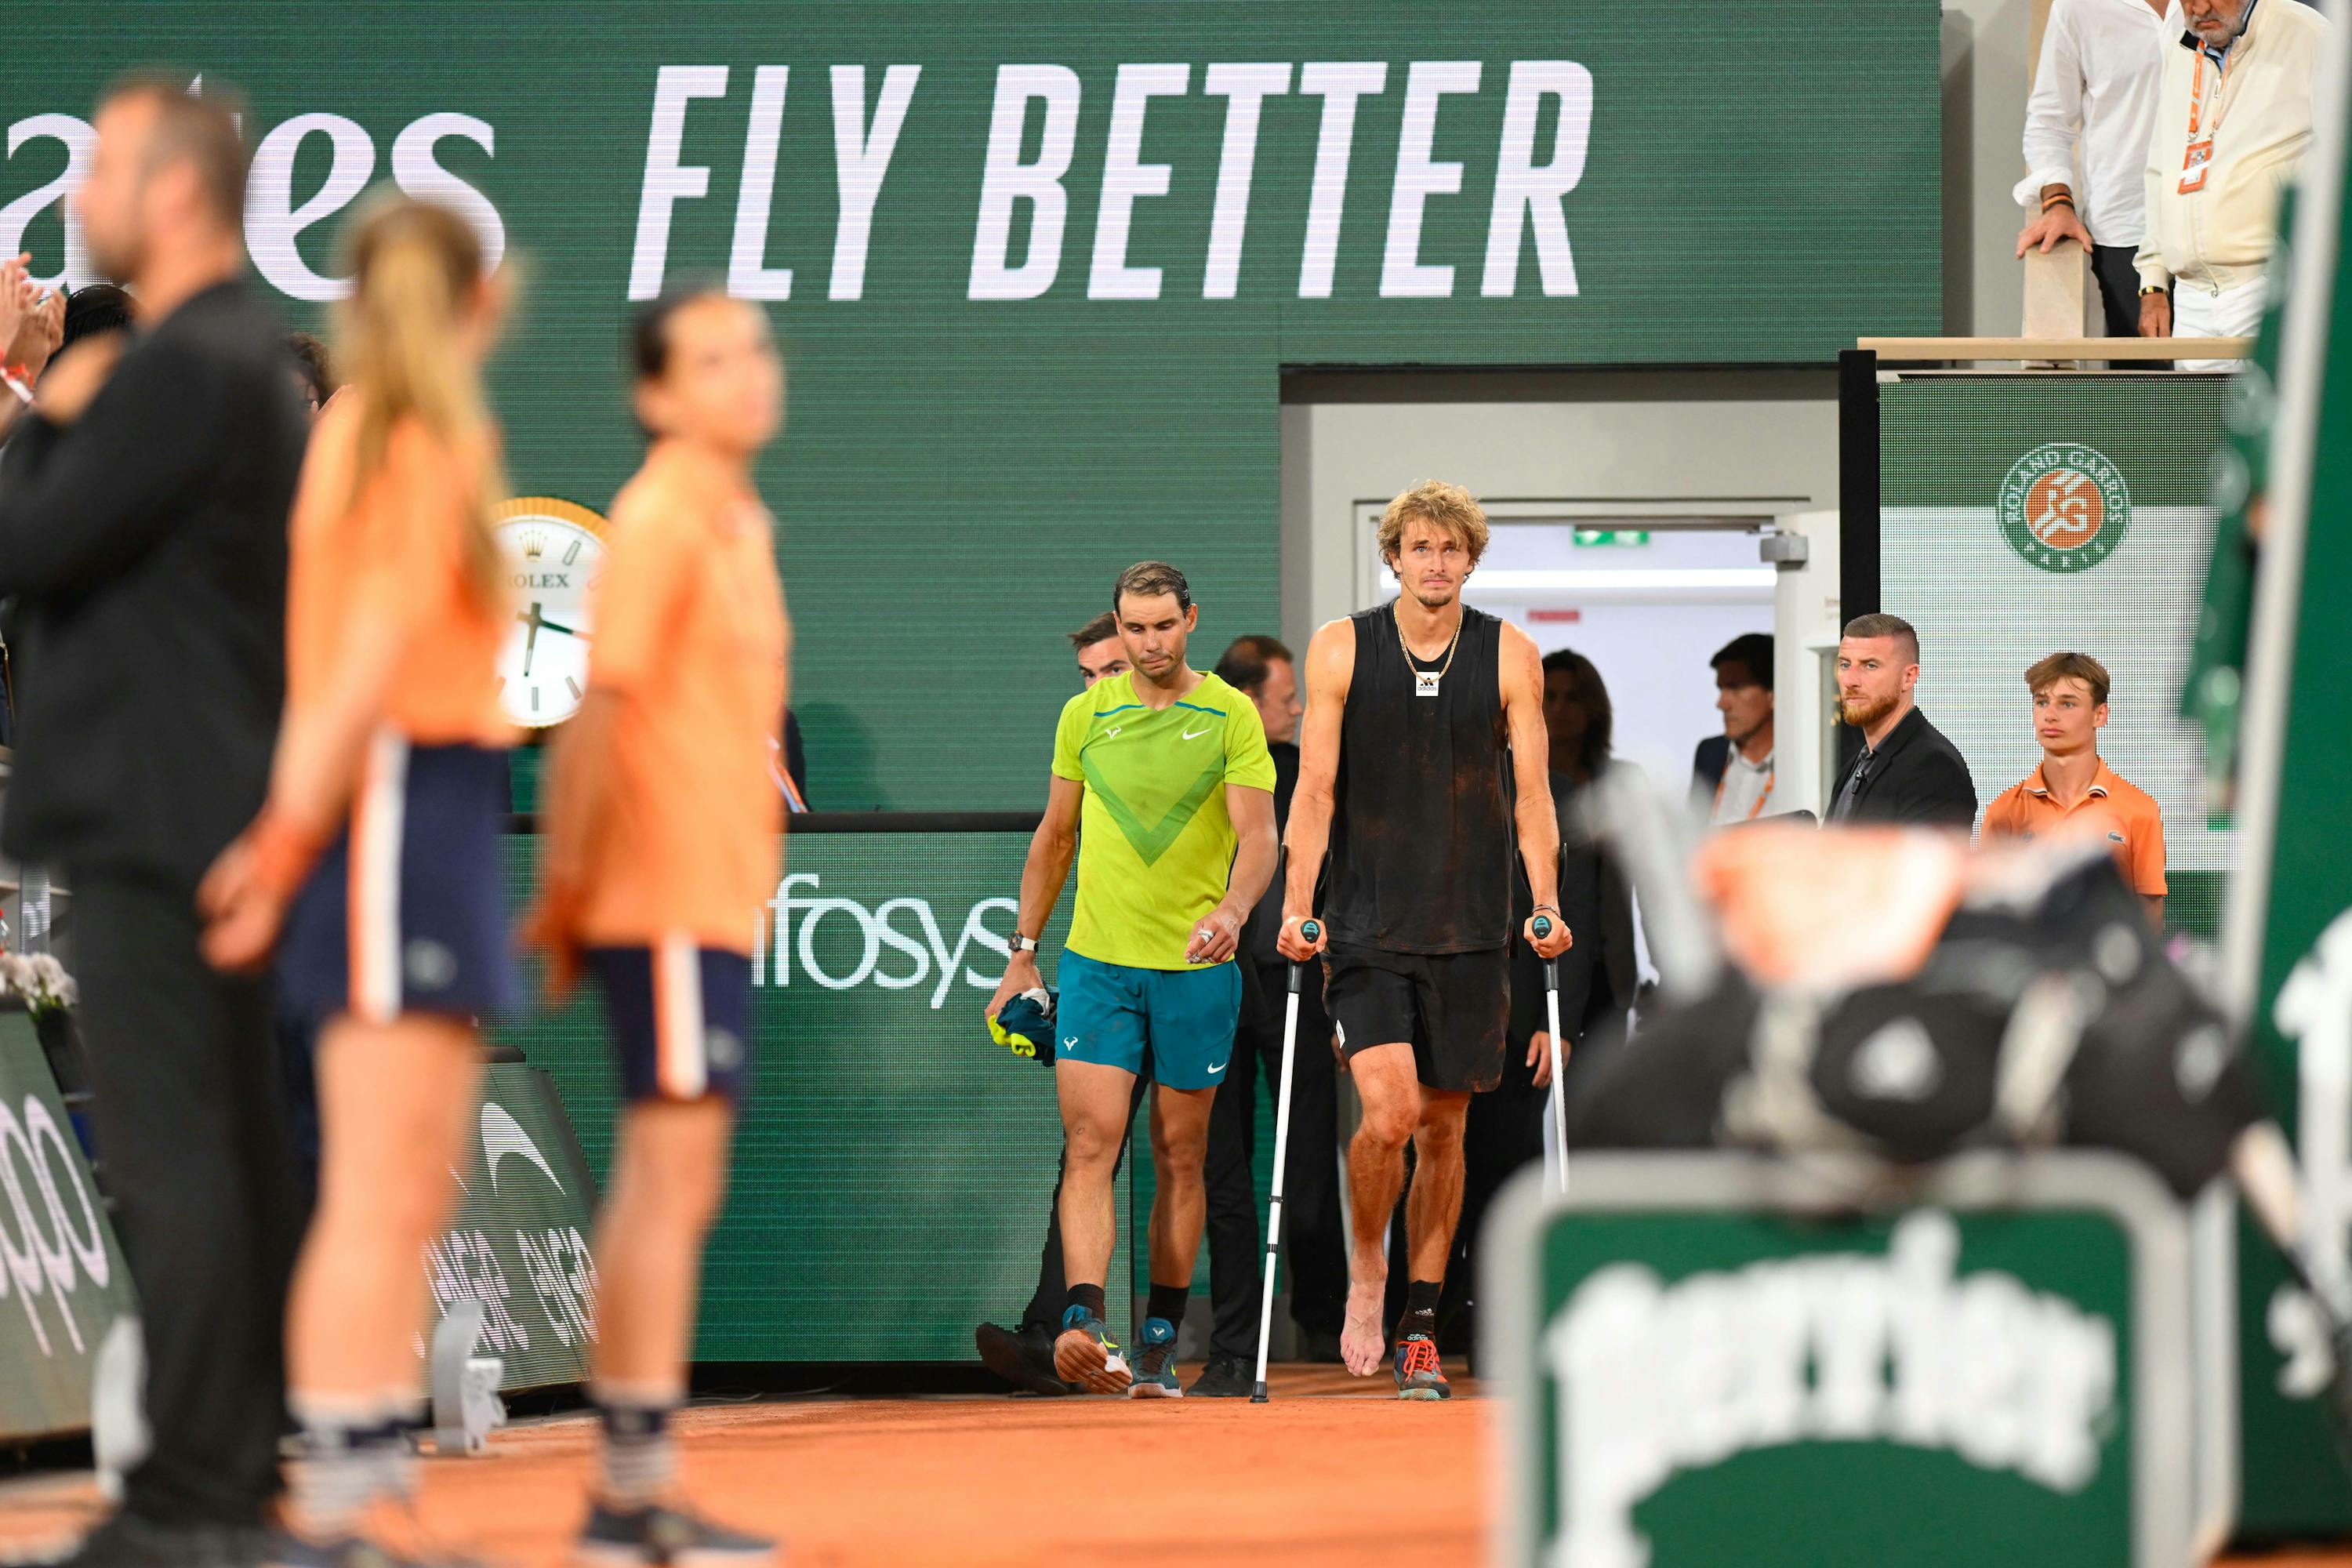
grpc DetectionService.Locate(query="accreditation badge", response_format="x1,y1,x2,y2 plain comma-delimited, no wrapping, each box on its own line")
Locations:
2179,137,2214,194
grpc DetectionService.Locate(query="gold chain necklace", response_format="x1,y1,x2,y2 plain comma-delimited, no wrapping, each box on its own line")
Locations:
1396,604,1463,697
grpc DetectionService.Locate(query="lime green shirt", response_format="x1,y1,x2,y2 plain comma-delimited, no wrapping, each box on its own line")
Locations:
1051,671,1276,971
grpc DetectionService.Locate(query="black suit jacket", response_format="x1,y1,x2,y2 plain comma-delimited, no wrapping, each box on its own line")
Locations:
0,280,306,886
1691,735,1731,807
1829,706,1979,829
1508,767,1639,1050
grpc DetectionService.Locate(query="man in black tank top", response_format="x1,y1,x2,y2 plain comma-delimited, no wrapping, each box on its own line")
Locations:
1279,481,1573,1399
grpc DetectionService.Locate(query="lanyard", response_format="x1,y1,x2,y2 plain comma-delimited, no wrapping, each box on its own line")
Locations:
1714,757,1776,822
2188,42,2235,140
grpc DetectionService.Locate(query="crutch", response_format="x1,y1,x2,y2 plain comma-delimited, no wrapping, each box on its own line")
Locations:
1533,910,1568,1193
1250,916,1319,1403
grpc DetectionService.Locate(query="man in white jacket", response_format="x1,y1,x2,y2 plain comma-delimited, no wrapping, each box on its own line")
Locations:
2136,0,2331,369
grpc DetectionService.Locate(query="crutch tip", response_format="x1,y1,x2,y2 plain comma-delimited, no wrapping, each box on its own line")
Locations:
1250,1385,1270,1403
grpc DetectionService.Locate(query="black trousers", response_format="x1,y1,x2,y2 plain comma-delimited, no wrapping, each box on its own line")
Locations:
71,870,300,1529
2091,243,2170,368
1019,1065,1152,1332
1203,967,1344,1359
1442,1022,1548,1348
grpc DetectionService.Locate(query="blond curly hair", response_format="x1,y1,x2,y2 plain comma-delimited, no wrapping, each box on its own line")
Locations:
1377,480,1490,568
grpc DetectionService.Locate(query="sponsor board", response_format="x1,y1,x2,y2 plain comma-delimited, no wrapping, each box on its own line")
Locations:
419,1065,601,1392
4,5,1939,815
1485,1152,2195,1568
0,1009,134,1440
490,827,1135,1362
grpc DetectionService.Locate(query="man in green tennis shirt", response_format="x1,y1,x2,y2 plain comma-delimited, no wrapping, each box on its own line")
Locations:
986,560,1278,1398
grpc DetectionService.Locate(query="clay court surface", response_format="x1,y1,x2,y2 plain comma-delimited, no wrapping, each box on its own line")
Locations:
2,1367,2349,1567
0,1367,1483,1567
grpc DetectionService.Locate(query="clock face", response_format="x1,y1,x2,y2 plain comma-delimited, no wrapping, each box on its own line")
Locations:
492,497,610,728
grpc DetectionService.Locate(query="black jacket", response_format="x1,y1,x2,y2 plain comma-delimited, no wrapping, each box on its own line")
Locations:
1828,706,1979,829
1241,740,1305,1025
1690,735,1730,808
0,281,306,886
1508,766,1638,1050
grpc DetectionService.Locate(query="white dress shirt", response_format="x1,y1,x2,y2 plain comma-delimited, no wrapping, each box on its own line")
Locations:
2016,0,2177,247
1709,746,1779,826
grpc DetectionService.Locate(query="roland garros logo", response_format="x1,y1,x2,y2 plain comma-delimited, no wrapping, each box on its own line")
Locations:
1998,444,2131,573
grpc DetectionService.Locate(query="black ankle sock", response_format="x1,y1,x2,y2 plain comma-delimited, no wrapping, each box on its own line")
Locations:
1145,1283,1189,1330
1406,1279,1443,1317
1065,1283,1107,1323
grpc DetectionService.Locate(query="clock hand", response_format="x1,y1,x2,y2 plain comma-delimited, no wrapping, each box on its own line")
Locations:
538,615,590,641
517,601,543,677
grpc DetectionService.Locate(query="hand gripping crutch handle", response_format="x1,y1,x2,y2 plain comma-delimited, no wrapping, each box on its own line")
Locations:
1252,916,1317,1403
1533,913,1568,1193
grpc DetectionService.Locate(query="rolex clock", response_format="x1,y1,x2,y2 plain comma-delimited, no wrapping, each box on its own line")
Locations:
493,496,608,727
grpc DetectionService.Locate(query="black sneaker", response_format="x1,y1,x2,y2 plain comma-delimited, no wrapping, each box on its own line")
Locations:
37,1514,256,1568
975,1321,1072,1396
264,1535,448,1568
575,1502,775,1567
1187,1356,1251,1398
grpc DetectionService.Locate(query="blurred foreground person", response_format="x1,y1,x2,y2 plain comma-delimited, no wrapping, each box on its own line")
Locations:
200,198,514,1568
1570,820,2262,1202
529,285,789,1563
0,76,305,1568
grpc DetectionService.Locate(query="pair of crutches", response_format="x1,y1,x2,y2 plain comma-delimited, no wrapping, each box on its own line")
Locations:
1248,874,1570,1401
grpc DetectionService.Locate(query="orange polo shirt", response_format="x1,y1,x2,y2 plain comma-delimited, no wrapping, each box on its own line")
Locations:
285,397,510,747
1981,757,2168,895
571,441,788,952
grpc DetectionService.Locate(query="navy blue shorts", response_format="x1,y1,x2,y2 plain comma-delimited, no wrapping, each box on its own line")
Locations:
278,736,518,1027
588,941,753,1102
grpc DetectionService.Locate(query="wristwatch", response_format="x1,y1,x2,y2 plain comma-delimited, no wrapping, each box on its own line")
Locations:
1010,933,1040,955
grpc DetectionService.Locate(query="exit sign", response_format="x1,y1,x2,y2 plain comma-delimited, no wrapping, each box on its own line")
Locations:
1573,529,1651,546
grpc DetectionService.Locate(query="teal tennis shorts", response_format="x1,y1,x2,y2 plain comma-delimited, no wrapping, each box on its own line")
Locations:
1055,950,1242,1091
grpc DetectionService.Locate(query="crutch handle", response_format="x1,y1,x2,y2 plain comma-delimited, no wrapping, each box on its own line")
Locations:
1288,918,1320,993
1532,915,1559,989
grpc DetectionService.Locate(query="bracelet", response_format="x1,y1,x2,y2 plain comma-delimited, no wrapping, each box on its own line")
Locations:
1532,904,1560,916
2041,194,2075,212
2140,284,2169,297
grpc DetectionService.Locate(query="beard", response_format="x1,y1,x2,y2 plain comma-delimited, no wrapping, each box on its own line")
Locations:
82,226,139,287
1403,578,1461,610
1838,690,1898,731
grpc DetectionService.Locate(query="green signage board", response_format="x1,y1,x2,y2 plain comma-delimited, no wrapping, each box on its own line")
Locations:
1880,375,2238,938
422,1062,602,1392
2187,30,2352,1534
1486,1153,2196,1568
486,827,1133,1362
4,3,1940,811
0,1009,136,1440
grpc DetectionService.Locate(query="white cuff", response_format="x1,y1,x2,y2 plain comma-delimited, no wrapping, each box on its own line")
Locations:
2013,166,2077,208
